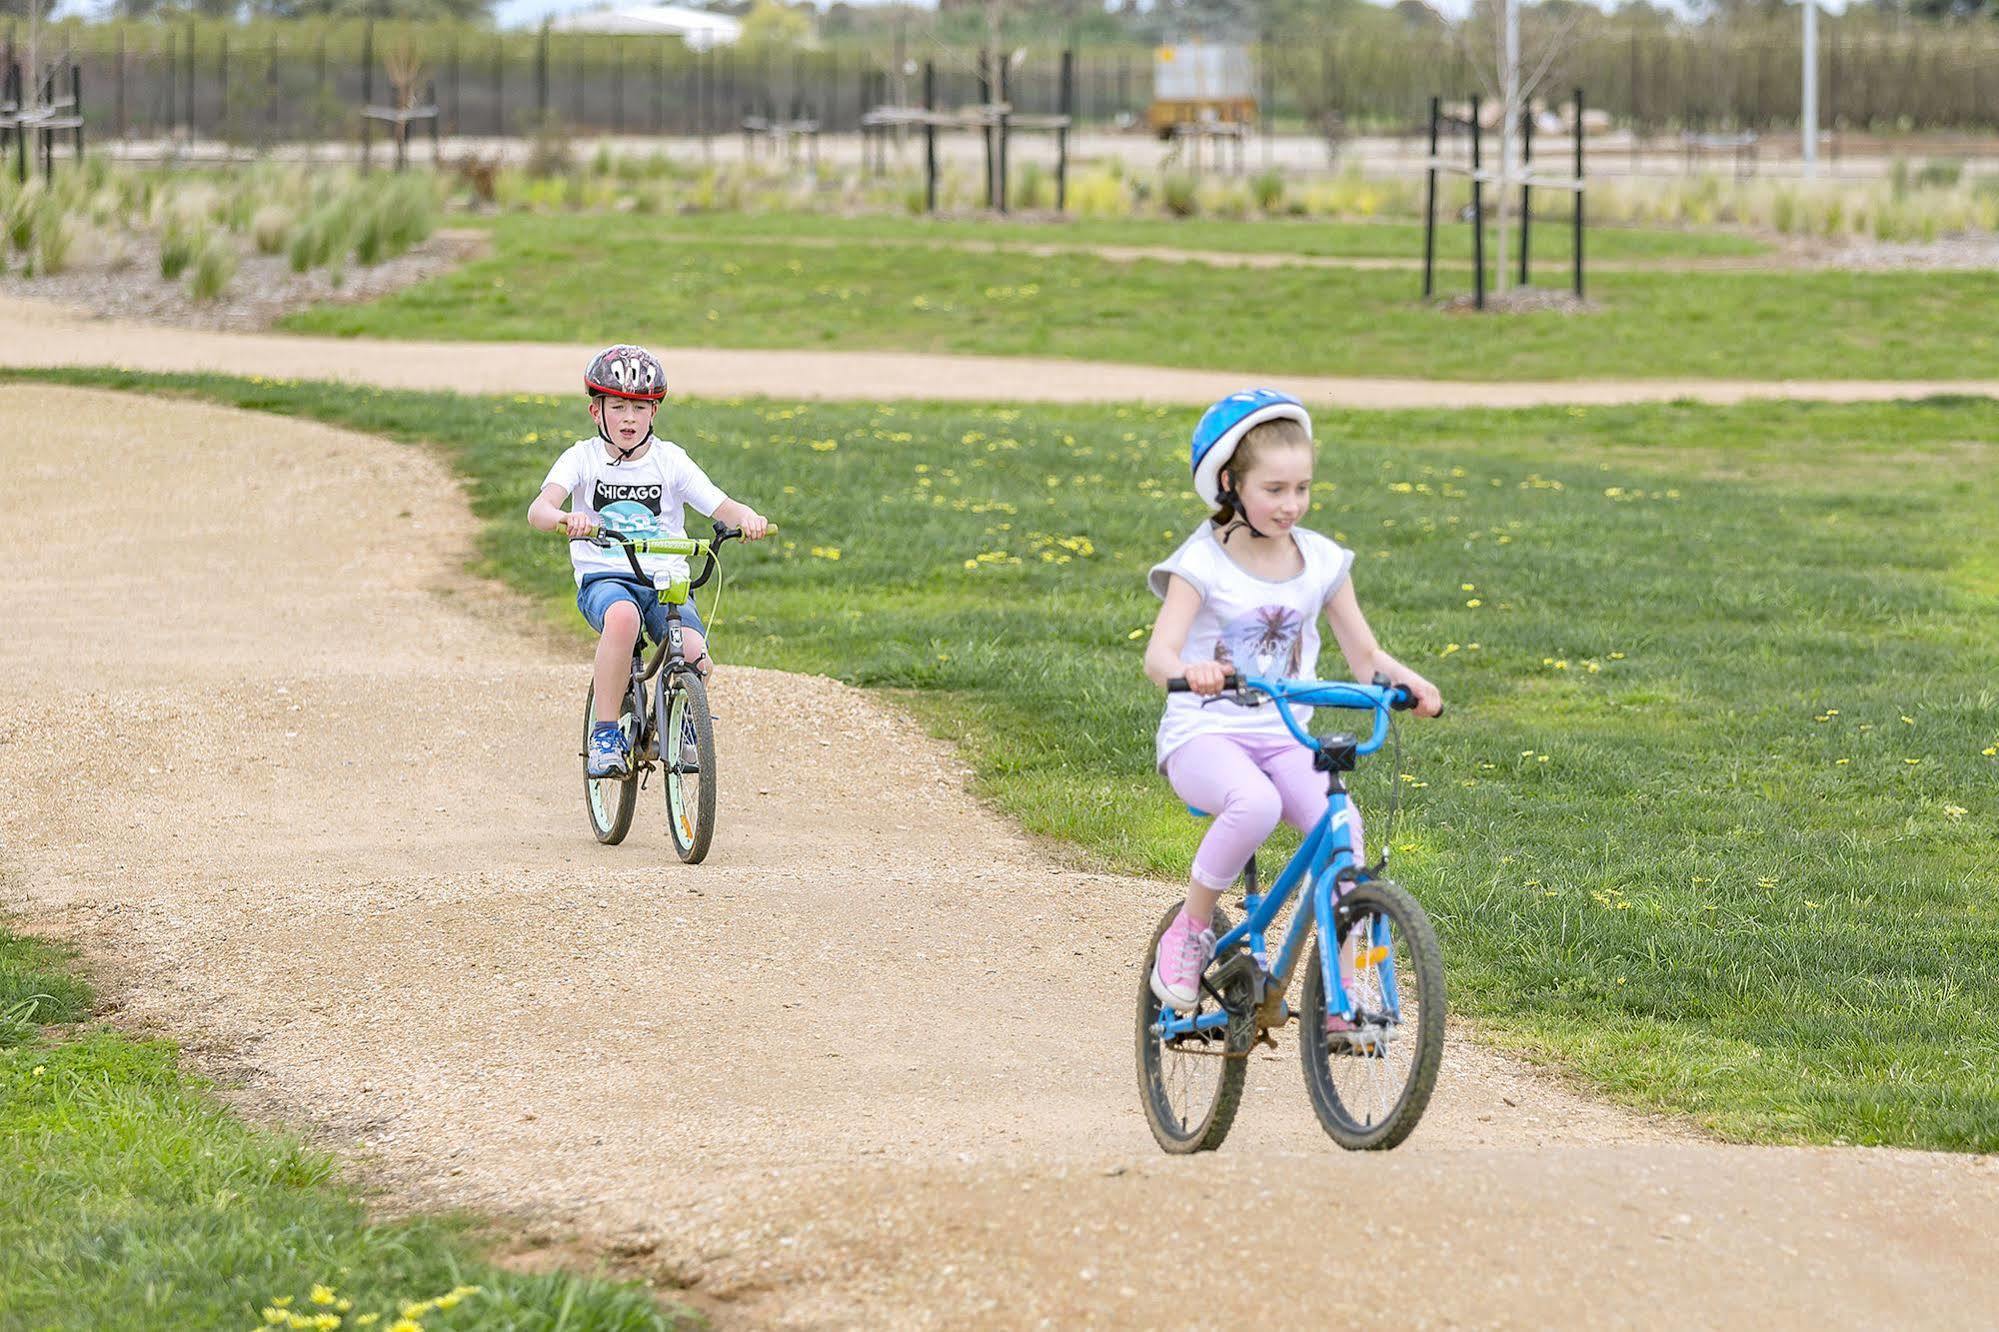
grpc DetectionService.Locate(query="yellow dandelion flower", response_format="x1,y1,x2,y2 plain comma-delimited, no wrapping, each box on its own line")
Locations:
312,1287,337,1307
1609,651,1625,660
1460,583,1476,592
1126,628,1145,640
1537,754,1550,763
389,1321,423,1332
1757,877,1777,888
1905,757,1921,766
1836,758,1850,765
1901,715,1916,726
1982,746,1998,757
31,1065,43,1077
1944,805,1968,819
1465,598,1483,608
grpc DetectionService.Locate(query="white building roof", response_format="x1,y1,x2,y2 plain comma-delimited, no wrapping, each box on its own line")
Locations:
548,5,745,48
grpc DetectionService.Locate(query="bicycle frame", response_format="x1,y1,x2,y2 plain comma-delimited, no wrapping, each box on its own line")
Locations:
1157,678,1405,1043
581,524,735,684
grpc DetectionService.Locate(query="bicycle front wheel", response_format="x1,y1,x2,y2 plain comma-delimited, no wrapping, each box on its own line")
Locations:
1135,903,1251,1154
1299,879,1445,1151
662,670,717,863
582,682,638,846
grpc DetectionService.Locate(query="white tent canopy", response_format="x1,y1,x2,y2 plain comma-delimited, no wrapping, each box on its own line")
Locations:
548,5,744,49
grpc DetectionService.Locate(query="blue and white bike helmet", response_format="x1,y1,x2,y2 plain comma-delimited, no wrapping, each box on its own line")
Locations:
1189,389,1313,506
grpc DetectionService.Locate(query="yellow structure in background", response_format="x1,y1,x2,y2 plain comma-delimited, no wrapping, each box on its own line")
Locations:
1147,43,1256,137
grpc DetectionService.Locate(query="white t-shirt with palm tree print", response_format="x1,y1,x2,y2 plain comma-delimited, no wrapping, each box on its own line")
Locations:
1147,521,1355,769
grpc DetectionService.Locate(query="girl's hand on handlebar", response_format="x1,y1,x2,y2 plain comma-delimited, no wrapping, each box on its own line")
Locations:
739,511,771,541
561,510,600,539
1182,660,1233,697
1398,674,1444,718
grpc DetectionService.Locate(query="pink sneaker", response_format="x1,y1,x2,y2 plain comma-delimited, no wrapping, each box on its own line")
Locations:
1149,910,1216,1014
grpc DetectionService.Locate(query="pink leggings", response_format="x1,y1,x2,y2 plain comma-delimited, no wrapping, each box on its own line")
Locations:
1165,732,1365,893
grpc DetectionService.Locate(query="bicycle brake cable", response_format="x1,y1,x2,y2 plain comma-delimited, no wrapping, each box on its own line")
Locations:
1370,708,1403,881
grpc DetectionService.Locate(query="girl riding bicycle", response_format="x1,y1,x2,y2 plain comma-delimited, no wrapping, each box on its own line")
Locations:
1143,390,1443,1016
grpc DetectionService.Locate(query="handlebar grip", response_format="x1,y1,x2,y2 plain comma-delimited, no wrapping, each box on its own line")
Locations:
1166,672,1242,694
1389,686,1417,711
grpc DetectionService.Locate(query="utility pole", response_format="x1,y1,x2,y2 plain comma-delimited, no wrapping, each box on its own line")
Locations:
1495,0,1520,294
1801,0,1819,179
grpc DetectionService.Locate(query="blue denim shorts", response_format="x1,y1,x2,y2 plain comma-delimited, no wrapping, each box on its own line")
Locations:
577,576,707,646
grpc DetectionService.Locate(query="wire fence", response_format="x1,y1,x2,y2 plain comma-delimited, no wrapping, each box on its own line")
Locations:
7,16,1999,148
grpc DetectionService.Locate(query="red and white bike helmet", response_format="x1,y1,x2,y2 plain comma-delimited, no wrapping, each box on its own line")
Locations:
584,345,668,402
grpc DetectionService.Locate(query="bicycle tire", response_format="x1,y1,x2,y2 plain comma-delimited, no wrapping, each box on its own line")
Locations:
583,681,639,846
1135,902,1251,1154
1299,880,1446,1151
662,670,717,864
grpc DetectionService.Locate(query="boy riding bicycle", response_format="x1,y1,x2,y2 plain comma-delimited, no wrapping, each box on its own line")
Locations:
527,345,771,778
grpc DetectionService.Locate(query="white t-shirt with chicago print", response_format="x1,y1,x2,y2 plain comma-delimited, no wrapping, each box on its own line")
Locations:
542,436,728,586
1147,522,1356,769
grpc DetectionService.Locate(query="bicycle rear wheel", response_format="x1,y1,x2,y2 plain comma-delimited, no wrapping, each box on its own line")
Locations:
1299,880,1445,1151
662,670,716,863
1135,903,1251,1154
582,682,638,846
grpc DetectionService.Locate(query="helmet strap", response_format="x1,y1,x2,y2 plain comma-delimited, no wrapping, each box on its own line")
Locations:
1217,476,1268,543
595,397,653,465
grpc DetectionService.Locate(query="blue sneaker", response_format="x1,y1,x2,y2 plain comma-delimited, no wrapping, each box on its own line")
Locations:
587,720,631,779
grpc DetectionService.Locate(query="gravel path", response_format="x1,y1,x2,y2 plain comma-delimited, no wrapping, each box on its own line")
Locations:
3,384,1993,1328
4,293,1998,410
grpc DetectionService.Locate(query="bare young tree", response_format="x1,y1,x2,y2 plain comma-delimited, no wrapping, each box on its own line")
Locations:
1451,0,1590,295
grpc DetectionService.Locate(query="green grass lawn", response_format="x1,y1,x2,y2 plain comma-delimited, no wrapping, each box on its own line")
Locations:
607,210,1770,264
21,368,1996,1152
284,214,1995,381
0,926,689,1327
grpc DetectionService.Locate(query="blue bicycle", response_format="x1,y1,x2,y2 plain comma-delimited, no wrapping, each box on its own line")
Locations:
1137,675,1446,1153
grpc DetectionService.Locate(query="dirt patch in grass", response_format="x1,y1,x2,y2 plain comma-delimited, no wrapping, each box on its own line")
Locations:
0,227,487,332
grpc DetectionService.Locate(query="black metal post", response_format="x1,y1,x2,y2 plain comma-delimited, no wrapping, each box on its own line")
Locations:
1422,95,1438,300
1519,105,1532,288
184,23,195,142
493,38,504,137
978,50,993,210
430,80,440,164
71,64,82,161
535,22,549,126
1573,87,1585,300
997,54,1010,214
1057,48,1073,212
923,60,936,215
12,64,24,185
360,20,374,172
1471,94,1485,311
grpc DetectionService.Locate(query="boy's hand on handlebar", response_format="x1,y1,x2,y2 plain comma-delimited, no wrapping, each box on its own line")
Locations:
561,510,600,539
1182,661,1233,697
